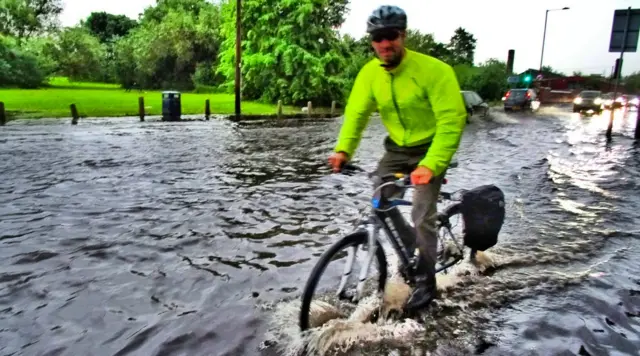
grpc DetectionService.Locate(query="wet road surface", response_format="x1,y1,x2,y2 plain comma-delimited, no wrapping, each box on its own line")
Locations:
0,108,639,355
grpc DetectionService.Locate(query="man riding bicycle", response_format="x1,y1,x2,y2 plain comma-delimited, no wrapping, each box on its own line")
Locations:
328,5,467,311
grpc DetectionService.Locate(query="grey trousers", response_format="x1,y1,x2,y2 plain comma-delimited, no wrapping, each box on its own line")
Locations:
374,137,444,278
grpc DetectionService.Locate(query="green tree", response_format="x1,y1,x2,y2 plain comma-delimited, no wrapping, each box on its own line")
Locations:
141,0,211,23
217,0,349,106
113,0,222,90
0,34,46,87
467,58,509,101
624,71,640,92
452,63,477,90
340,34,373,98
46,27,108,82
83,12,138,43
0,0,63,40
21,34,58,76
323,0,350,28
404,29,452,62
448,27,476,66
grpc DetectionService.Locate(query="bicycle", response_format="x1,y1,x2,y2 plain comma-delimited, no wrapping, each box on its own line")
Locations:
299,162,484,331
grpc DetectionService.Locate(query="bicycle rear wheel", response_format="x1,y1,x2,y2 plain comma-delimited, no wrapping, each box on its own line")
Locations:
299,230,388,331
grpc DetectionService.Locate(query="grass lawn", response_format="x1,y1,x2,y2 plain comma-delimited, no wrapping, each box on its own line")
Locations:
0,77,302,119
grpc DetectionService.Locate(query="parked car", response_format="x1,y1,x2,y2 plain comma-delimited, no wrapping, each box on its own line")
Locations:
502,88,539,112
461,90,489,122
573,90,603,113
618,94,639,109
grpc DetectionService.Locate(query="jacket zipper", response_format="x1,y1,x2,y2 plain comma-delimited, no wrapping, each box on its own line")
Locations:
389,73,407,145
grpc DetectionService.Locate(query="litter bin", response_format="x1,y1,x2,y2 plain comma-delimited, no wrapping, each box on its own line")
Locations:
162,91,182,121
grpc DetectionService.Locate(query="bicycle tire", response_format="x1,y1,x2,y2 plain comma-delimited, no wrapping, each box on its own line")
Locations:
299,229,388,331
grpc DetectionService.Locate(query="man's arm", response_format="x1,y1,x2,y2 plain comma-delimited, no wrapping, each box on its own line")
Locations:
334,65,377,158
419,63,467,176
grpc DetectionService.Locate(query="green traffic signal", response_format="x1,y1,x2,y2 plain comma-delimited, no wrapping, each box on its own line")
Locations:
523,75,532,82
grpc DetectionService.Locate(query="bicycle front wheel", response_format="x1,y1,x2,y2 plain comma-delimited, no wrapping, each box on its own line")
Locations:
436,202,471,272
299,229,388,331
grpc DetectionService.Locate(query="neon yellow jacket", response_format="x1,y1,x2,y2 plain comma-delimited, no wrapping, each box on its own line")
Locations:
334,49,467,177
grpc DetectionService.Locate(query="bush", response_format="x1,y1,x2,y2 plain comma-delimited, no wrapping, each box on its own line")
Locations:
0,35,47,88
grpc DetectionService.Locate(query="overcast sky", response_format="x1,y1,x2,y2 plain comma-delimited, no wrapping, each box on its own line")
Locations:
60,0,640,76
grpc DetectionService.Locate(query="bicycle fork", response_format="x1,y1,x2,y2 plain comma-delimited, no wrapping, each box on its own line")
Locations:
336,223,380,303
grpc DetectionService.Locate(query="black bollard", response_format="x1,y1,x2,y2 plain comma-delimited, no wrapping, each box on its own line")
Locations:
70,104,79,125
139,97,145,122
0,102,5,126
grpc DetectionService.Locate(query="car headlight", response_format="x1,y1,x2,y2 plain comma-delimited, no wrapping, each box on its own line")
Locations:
574,97,582,104
594,98,602,105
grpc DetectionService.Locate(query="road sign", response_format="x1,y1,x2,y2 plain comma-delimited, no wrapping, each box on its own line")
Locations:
608,8,640,52
507,75,519,84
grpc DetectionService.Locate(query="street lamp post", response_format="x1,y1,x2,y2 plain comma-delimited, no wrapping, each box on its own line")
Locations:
539,7,570,72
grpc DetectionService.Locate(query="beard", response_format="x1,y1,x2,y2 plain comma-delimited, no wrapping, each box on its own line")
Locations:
378,47,404,68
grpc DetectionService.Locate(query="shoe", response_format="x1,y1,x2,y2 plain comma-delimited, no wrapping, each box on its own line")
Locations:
404,275,436,311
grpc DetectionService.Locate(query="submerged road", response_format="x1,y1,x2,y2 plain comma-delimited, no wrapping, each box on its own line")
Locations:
0,107,638,355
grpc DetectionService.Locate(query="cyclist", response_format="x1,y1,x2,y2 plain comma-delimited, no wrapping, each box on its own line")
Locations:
328,5,467,311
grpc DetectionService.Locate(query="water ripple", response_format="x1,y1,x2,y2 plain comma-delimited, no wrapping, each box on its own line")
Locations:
0,111,638,355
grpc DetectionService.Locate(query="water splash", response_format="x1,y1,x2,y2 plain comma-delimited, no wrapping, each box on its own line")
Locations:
261,241,614,356
262,251,498,356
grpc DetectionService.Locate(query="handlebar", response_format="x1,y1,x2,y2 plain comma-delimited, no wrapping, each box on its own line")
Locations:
337,162,447,186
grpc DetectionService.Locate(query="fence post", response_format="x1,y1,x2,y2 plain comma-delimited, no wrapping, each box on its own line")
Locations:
205,99,211,120
277,100,283,119
70,104,79,125
138,97,145,122
331,101,336,116
307,101,312,118
0,102,5,126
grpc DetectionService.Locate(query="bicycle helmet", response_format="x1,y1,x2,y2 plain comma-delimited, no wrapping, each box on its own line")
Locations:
366,5,407,33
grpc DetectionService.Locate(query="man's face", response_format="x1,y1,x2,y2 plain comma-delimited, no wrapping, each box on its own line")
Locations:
371,29,405,64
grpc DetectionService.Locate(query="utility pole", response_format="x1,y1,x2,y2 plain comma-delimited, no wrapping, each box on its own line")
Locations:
235,0,242,118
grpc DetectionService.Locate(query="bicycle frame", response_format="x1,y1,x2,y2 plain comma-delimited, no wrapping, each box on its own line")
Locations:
335,173,463,303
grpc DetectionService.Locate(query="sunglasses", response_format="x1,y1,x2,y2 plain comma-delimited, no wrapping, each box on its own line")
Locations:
371,30,401,43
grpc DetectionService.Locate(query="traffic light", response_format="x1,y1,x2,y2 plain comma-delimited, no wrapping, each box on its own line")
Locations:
523,75,532,83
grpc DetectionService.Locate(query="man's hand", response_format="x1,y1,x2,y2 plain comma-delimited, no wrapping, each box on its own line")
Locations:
411,166,434,185
328,152,348,173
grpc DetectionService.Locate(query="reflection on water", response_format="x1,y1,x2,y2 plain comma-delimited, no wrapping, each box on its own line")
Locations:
0,109,639,356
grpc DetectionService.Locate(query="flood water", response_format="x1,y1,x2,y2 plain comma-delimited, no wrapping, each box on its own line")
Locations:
1,108,639,356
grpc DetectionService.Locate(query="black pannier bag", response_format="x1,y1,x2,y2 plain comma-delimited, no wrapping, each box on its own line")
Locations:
459,184,505,251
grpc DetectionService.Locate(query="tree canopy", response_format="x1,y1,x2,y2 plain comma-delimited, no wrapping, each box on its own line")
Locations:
2,0,636,101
